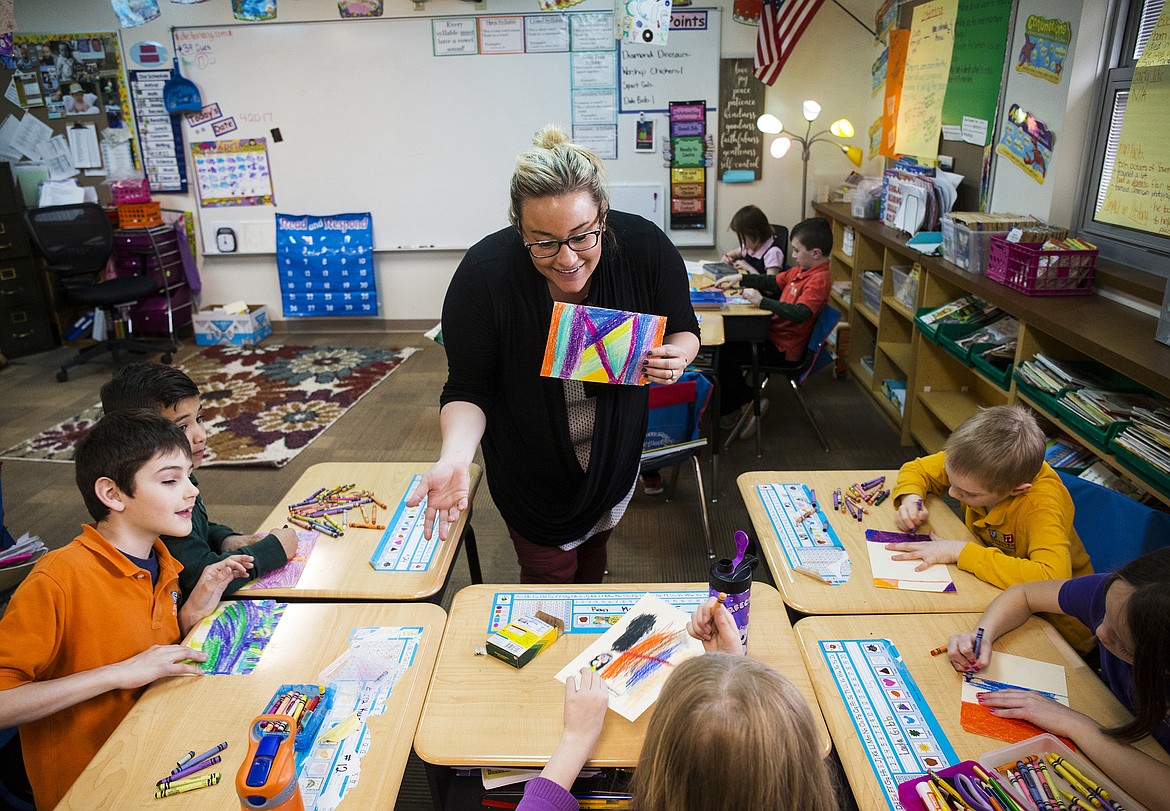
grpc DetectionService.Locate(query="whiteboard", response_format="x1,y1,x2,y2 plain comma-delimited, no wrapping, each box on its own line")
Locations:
173,12,719,254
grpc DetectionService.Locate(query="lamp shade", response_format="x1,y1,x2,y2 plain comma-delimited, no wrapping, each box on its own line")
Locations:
841,145,863,167
770,136,793,159
802,100,821,122
756,113,783,134
830,118,855,138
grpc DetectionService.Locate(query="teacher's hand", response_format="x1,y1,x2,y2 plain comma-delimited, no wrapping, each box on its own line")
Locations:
644,344,689,384
407,459,470,541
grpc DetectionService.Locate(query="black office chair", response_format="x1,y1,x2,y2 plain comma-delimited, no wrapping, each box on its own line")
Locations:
24,203,168,382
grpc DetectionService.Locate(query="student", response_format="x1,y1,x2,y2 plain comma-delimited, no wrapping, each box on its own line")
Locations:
714,216,833,439
101,363,296,598
516,598,837,811
946,548,1170,809
720,204,786,275
0,411,251,810
889,404,1094,651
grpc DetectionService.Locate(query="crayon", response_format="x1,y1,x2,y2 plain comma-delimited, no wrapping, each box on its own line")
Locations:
929,644,948,656
967,628,985,682
185,741,228,770
174,750,195,770
159,755,221,785
154,773,221,798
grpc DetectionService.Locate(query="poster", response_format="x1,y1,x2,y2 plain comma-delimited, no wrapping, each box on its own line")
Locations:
190,138,274,207
995,103,1053,184
618,0,671,44
940,0,1012,145
1015,14,1071,84
276,212,378,317
128,68,187,192
894,0,958,161
879,29,908,159
717,58,762,182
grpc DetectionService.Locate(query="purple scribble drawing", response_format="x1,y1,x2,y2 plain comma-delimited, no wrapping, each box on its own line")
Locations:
246,530,318,590
865,529,931,545
540,303,667,386
196,599,286,675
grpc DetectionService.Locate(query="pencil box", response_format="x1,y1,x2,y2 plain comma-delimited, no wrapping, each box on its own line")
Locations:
261,682,336,757
979,733,1140,811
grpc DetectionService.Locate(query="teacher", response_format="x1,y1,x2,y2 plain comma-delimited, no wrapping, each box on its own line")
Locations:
410,125,700,583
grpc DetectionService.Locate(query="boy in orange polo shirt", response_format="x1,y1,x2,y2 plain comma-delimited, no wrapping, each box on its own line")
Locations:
0,411,251,810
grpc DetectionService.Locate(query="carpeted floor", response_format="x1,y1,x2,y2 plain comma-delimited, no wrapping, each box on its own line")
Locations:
0,328,921,811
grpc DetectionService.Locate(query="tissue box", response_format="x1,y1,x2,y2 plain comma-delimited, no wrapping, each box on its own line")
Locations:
486,611,564,669
193,304,272,346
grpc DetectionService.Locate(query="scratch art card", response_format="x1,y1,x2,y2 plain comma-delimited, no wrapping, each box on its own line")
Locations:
864,529,955,592
369,474,441,572
995,103,1055,184
755,483,851,585
555,593,703,720
187,599,287,675
1015,15,1071,84
960,651,1068,744
488,589,706,634
241,529,318,591
541,302,666,386
821,639,957,811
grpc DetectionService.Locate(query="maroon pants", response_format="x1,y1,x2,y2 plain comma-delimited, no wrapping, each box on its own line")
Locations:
507,525,612,584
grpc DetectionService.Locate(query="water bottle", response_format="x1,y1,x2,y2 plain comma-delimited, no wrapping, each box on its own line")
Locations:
708,553,758,652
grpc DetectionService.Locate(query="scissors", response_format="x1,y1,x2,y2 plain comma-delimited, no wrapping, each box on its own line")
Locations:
955,773,997,811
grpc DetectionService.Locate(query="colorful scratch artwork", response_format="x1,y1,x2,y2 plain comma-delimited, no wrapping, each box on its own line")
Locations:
755,483,851,585
960,651,1069,744
555,594,703,721
995,103,1055,184
864,529,956,593
187,599,287,675
540,302,666,386
240,529,318,591
369,474,442,572
820,638,958,811
1015,15,1071,84
489,590,706,634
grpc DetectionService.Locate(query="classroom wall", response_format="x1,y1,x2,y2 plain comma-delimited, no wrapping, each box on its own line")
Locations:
12,0,884,324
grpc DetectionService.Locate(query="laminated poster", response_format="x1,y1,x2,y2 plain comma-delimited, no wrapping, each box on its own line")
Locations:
233,0,276,21
995,103,1053,184
1015,15,1071,84
541,302,666,386
191,138,275,207
338,0,382,17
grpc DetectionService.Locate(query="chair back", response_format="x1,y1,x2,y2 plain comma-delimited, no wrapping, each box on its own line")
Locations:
794,305,842,386
770,224,789,269
1058,471,1170,572
24,203,114,283
643,371,713,455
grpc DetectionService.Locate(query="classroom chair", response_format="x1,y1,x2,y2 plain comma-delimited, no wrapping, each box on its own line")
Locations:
727,305,842,455
24,203,169,382
1058,471,1170,573
770,223,789,269
641,371,715,558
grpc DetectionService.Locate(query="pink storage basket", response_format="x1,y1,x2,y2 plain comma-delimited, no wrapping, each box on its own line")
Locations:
109,177,152,205
986,235,1096,296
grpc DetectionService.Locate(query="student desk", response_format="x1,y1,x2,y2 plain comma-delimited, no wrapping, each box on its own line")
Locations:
58,602,445,810
414,582,828,809
739,470,1003,615
794,613,1170,811
244,462,483,602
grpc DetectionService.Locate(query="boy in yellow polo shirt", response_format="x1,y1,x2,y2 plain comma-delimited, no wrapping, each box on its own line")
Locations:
0,411,251,810
887,405,1094,652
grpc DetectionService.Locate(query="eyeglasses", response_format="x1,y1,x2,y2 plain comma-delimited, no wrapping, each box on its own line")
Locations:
522,226,603,259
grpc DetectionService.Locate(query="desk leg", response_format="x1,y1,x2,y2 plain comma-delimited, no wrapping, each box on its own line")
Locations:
705,352,720,503
749,342,763,458
463,523,483,585
424,761,451,811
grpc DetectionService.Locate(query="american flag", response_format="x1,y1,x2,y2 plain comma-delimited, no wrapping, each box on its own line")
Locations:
754,0,826,86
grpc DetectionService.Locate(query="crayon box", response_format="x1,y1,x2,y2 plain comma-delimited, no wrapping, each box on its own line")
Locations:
486,611,564,669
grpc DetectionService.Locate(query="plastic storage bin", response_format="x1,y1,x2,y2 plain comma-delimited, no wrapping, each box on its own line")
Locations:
978,734,1140,811
860,270,882,313
987,236,1096,296
890,265,919,309
116,201,164,229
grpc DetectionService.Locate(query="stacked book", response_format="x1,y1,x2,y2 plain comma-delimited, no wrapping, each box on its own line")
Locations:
689,289,726,311
1058,388,1167,430
918,295,1002,329
1014,354,1110,395
831,280,852,305
1045,437,1096,471
1113,406,1170,476
954,315,1019,369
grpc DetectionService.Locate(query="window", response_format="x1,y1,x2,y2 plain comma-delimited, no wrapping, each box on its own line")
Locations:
1076,0,1170,269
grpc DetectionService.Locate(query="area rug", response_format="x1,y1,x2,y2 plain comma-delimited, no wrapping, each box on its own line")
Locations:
0,344,417,467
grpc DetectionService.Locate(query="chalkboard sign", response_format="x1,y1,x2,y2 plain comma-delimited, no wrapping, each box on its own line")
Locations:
717,57,764,182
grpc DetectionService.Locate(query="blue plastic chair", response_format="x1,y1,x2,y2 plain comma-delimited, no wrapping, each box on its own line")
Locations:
1058,471,1170,573
642,371,715,558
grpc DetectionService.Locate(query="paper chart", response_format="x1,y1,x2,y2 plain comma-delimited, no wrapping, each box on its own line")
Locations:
864,529,956,592
488,589,707,634
187,599,287,675
240,529,317,591
820,638,958,811
369,474,441,572
755,483,851,585
960,651,1069,744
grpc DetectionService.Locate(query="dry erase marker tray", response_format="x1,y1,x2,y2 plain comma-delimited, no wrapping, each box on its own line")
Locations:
979,733,1140,811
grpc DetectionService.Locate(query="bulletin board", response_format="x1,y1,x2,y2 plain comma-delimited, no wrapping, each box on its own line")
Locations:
173,12,720,255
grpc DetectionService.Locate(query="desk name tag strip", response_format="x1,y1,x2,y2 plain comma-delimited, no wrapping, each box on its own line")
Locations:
820,639,958,811
369,474,441,572
299,625,423,811
755,483,851,585
488,590,707,634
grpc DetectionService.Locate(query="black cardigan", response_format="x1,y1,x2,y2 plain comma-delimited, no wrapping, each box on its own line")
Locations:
440,211,699,545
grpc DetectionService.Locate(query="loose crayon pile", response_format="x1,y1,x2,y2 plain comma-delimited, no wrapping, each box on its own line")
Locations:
992,753,1128,811
153,742,227,799
261,686,325,735
831,476,890,524
286,483,389,537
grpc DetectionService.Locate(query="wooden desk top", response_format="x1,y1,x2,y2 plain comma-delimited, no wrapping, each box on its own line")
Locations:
245,462,481,601
698,311,724,346
413,582,830,767
58,602,446,810
739,470,1003,615
795,613,1170,811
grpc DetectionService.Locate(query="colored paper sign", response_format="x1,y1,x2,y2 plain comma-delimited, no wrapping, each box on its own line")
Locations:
940,0,1012,144
880,29,909,159
960,651,1069,744
995,103,1054,184
541,302,666,386
1015,14,1071,84
894,0,959,161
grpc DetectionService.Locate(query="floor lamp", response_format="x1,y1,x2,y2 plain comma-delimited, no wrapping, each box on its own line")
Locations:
758,100,863,219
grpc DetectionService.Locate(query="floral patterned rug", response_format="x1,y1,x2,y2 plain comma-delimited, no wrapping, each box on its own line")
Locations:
0,344,417,467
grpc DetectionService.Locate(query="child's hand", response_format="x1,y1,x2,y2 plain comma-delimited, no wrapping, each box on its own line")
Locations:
270,526,299,559
885,533,967,571
732,259,753,273
977,689,1094,740
720,251,740,264
563,667,609,743
183,554,253,622
714,273,742,290
687,596,743,655
946,630,991,674
110,644,207,689
895,495,928,531
742,288,763,307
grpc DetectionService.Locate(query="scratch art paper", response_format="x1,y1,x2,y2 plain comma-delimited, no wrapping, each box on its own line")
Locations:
540,302,666,386
240,529,317,591
960,651,1068,744
864,529,956,592
188,599,287,675
555,593,703,721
